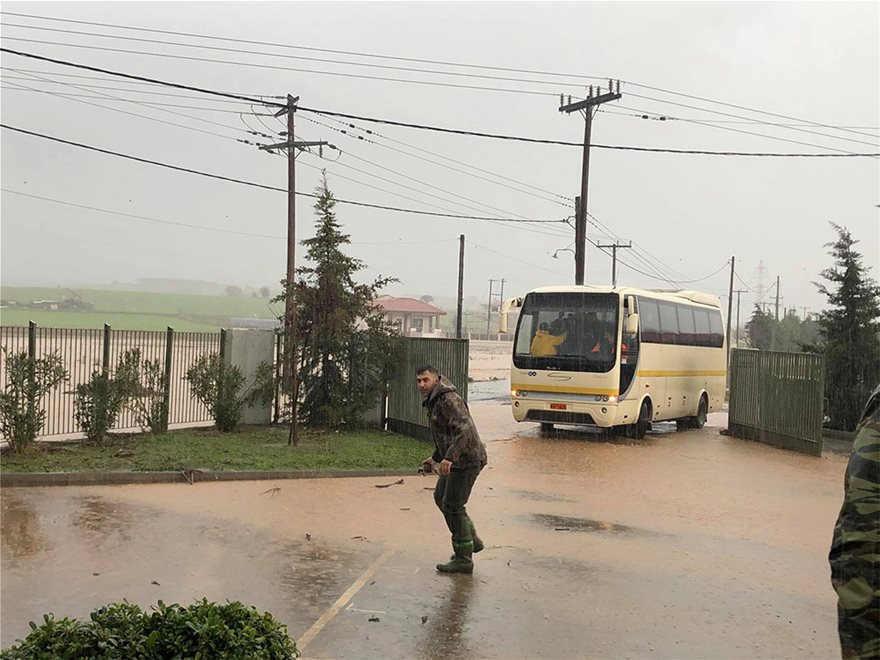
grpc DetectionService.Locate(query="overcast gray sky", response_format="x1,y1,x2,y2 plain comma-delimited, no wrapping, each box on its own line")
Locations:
2,1,878,316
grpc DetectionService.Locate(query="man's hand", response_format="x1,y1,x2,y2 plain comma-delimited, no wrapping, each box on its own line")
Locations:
439,459,453,476
419,458,436,475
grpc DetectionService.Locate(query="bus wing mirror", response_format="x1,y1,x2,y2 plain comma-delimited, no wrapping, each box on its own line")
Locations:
498,297,521,333
624,313,639,335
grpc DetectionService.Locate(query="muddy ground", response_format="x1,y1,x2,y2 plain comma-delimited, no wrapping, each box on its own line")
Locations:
1,404,848,659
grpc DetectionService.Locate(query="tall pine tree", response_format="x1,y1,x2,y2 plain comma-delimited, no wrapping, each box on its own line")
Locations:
814,223,880,430
281,174,398,428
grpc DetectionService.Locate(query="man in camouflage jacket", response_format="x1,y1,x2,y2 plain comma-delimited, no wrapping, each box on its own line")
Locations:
417,365,488,574
829,384,880,659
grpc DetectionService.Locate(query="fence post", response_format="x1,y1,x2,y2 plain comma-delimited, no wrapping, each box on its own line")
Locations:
273,331,282,424
27,320,36,360
102,323,111,373
219,328,227,361
163,327,174,432
27,320,37,421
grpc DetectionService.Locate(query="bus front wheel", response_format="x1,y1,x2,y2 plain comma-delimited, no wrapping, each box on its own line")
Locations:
625,400,651,439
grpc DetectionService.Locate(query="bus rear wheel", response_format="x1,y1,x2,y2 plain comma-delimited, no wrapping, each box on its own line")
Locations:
625,399,651,439
690,396,708,429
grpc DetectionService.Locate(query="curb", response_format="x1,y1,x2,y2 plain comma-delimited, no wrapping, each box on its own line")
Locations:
0,468,417,488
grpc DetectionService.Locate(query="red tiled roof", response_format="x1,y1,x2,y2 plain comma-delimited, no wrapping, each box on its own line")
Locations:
373,297,447,315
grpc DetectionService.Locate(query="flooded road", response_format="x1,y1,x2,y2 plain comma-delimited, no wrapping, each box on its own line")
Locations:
1,404,848,658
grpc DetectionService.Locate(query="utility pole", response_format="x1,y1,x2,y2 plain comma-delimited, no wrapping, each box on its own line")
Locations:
733,289,748,347
801,306,810,321
456,234,465,339
596,241,632,287
259,94,328,447
559,81,622,286
486,279,496,334
726,256,735,372
774,275,781,321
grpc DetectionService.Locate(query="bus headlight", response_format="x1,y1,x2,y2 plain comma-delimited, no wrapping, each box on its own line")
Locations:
609,396,618,403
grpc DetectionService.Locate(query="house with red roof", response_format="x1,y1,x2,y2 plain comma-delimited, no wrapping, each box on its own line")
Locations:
373,296,447,337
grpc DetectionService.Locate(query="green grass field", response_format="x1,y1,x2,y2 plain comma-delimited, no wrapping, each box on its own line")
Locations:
1,287,282,331
0,426,428,473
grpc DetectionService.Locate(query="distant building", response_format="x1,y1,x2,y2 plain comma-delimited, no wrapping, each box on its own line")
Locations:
373,296,447,337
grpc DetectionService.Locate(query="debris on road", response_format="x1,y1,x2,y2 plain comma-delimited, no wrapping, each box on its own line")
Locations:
261,487,281,497
375,479,405,489
368,616,380,623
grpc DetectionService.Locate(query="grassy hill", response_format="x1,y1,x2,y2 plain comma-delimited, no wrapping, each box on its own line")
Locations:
0,287,282,332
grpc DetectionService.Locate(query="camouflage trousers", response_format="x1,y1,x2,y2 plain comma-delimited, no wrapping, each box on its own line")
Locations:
433,466,483,543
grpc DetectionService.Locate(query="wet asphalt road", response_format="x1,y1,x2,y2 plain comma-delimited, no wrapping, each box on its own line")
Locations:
1,404,849,659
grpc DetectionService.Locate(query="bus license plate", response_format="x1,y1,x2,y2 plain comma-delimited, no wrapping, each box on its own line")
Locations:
550,403,567,410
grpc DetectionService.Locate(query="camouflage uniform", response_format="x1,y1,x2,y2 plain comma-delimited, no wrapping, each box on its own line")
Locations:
424,378,487,569
829,384,880,659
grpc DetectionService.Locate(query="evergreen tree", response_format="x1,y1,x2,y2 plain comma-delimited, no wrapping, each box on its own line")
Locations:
745,305,775,350
278,174,398,428
814,223,880,430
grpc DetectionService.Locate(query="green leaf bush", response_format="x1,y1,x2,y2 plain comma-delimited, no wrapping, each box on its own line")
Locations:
1,599,298,659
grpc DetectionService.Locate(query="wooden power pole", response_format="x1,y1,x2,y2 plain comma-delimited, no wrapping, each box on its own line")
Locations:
260,94,327,446
559,81,622,285
596,241,632,287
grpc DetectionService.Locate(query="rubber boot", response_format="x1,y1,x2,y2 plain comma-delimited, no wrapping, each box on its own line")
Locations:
436,540,474,574
450,519,483,559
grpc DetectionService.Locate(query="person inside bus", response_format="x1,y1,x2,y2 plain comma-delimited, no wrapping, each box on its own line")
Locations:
530,322,566,356
592,327,627,358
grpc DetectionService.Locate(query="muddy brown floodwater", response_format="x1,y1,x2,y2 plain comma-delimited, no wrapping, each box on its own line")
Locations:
1,403,849,659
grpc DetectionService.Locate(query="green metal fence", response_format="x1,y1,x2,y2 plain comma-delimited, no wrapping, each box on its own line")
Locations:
728,348,825,456
386,337,470,441
0,323,220,437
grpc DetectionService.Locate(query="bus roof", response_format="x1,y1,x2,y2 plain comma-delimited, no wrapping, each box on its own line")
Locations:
527,285,722,309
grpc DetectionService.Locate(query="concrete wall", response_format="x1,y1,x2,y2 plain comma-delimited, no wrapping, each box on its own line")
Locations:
223,329,275,425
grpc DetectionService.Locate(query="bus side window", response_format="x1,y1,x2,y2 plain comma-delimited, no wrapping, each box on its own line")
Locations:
694,309,711,346
638,298,661,342
658,301,680,345
708,311,724,348
677,305,696,346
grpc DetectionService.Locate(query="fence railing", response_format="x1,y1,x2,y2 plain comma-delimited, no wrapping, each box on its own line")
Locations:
728,348,825,456
0,323,220,437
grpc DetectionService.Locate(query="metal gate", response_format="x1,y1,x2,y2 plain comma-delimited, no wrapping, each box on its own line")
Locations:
386,337,469,441
728,348,825,456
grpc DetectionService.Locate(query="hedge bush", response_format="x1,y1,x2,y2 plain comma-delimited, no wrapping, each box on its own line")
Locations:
1,599,298,659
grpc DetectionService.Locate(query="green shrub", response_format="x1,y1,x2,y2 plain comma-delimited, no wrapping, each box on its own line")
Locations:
74,350,140,446
1,599,298,659
185,354,246,432
123,349,169,434
0,349,68,453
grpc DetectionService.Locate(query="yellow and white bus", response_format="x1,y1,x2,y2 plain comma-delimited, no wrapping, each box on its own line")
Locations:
500,285,726,438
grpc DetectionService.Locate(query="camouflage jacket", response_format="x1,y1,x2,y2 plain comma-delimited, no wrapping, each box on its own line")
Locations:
829,384,880,660
423,378,487,471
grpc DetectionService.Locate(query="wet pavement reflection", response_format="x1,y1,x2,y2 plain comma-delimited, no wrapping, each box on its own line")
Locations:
1,403,849,658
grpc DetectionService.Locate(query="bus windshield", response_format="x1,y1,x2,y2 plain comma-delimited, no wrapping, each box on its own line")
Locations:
513,292,620,373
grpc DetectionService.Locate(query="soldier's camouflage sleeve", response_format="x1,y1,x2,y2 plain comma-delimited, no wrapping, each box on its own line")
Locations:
829,389,880,660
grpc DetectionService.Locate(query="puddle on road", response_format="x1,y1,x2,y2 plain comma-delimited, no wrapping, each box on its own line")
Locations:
71,496,135,547
509,490,576,503
0,492,52,560
531,513,653,536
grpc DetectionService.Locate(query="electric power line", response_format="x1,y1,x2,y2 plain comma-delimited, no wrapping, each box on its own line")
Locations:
0,123,570,224
4,47,877,157
4,10,875,140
